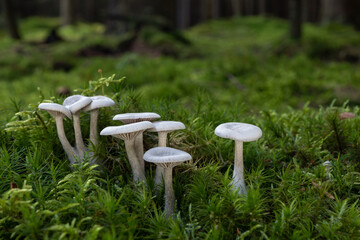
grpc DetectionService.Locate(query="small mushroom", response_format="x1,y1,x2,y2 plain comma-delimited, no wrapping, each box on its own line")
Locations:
143,147,192,218
38,103,78,164
148,121,186,188
113,112,161,173
215,122,262,195
100,121,154,183
83,96,115,146
63,95,92,159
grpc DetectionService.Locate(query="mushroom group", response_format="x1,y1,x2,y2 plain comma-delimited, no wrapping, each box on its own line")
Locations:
38,95,115,164
40,94,267,216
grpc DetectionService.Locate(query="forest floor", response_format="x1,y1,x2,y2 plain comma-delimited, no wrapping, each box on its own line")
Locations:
0,17,359,239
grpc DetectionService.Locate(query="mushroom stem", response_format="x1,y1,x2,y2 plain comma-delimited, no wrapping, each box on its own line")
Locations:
54,115,77,164
135,134,145,173
164,167,174,218
154,132,168,188
125,139,146,183
73,113,86,159
89,109,99,146
233,141,246,195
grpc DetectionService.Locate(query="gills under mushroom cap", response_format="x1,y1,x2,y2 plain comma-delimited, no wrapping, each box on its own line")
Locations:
215,122,262,142
143,147,192,164
83,96,115,111
148,121,185,132
113,112,160,124
63,95,92,113
100,121,154,136
38,103,72,119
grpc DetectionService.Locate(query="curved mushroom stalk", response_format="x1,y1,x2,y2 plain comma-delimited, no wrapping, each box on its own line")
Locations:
164,167,174,218
125,138,146,182
154,131,168,187
63,95,92,162
72,113,86,158
143,147,191,218
233,141,246,195
135,134,145,173
148,121,185,190
100,121,154,184
83,96,115,147
89,109,99,145
54,115,78,164
38,103,79,164
113,112,161,173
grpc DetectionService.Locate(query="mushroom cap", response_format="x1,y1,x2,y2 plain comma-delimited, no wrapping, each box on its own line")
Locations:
148,121,186,132
38,103,72,119
83,96,115,111
100,121,154,140
143,147,192,167
113,112,160,124
215,122,262,142
63,95,92,114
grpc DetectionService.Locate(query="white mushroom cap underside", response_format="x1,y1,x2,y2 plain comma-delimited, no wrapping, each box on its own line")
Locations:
148,121,185,132
38,103,72,119
83,96,115,111
143,147,192,164
113,112,160,122
100,121,154,136
215,122,262,142
63,95,92,113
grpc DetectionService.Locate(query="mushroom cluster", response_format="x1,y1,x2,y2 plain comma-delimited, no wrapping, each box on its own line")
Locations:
40,94,266,216
100,113,189,187
39,95,115,164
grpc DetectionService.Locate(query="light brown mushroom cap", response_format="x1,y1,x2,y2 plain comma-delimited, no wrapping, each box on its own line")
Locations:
215,122,262,142
113,112,160,124
100,121,154,140
148,121,185,132
143,147,192,168
38,103,72,119
63,95,92,114
83,96,115,111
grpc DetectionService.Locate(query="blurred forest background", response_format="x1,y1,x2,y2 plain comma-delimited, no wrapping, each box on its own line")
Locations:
1,0,360,113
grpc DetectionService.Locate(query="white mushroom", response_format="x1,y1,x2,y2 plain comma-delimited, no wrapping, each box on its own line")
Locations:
83,96,115,146
38,103,78,164
143,147,191,218
100,121,154,183
148,121,186,188
113,112,161,173
215,122,262,195
63,95,92,159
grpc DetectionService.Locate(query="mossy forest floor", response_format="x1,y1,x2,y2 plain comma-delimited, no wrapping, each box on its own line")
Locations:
0,17,359,239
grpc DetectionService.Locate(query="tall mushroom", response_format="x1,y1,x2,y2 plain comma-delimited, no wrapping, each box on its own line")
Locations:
148,121,186,188
100,121,154,183
215,122,262,195
83,96,115,146
113,112,161,172
63,95,92,159
143,147,192,218
38,103,78,164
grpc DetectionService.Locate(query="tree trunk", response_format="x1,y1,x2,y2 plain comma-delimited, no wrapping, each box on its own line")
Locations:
258,0,266,15
60,0,75,25
2,0,21,39
289,0,302,40
176,0,191,29
231,0,241,16
199,0,208,22
211,0,220,19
